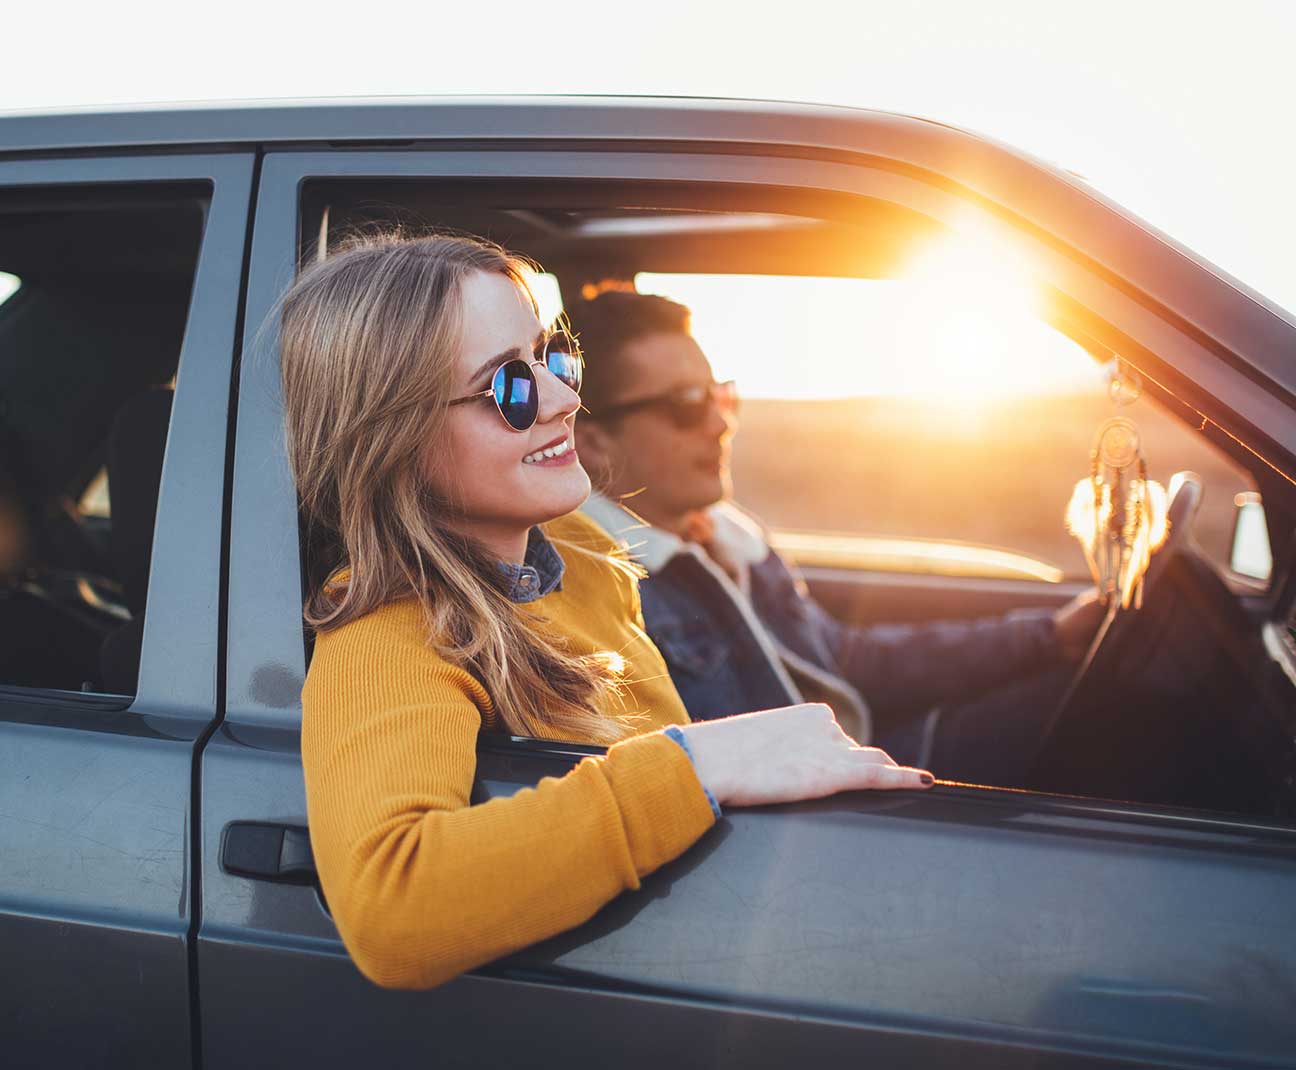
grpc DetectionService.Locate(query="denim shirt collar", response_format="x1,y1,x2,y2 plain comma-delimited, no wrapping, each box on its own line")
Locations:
497,526,565,604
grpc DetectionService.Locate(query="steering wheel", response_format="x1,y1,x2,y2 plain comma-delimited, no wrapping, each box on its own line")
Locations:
1026,471,1203,785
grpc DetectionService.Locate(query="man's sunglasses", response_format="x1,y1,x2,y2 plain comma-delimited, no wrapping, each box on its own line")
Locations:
594,380,738,429
449,330,583,432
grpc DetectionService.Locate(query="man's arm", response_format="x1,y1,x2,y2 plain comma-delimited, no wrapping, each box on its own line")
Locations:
821,601,1063,724
762,549,1066,726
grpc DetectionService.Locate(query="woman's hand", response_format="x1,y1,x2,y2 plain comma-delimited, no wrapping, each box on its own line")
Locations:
678,704,933,807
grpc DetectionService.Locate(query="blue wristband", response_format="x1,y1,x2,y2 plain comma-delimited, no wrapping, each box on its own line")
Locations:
662,724,722,820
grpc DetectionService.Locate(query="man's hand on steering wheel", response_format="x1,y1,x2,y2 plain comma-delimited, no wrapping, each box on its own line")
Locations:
1052,590,1107,662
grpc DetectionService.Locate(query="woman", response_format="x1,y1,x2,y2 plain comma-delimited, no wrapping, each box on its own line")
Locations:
279,232,933,991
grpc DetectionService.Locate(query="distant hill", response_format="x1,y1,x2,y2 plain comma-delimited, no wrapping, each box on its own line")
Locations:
729,393,1252,579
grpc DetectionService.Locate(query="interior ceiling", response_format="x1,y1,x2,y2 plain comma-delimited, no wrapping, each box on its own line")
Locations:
310,180,947,284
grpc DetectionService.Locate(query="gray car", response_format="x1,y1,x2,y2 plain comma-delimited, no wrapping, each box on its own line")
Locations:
2,98,1294,1069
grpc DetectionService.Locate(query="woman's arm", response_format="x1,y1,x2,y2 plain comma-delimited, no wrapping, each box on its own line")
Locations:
754,550,1065,723
303,599,715,990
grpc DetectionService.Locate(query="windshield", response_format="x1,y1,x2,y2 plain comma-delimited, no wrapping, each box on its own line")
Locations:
629,266,1255,582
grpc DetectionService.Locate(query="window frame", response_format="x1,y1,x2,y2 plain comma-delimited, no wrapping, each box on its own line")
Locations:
0,153,254,723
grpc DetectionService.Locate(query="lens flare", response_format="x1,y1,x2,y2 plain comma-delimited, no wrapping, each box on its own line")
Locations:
893,225,1056,403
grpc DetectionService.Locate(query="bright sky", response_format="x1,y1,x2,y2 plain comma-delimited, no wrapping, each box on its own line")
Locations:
7,0,1293,400
635,235,1104,400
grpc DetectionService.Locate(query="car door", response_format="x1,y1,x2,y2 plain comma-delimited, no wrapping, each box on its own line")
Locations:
0,151,253,1066
199,103,1296,1069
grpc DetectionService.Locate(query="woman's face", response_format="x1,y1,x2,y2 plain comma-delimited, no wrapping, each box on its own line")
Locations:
425,270,590,556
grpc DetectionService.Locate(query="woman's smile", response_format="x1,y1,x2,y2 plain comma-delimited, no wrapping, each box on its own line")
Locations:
522,434,577,466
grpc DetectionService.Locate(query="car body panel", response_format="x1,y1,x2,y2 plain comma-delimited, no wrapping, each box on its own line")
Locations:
200,732,1296,1068
0,151,254,1063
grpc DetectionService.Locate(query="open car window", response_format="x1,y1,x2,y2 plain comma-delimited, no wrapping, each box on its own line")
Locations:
296,179,1294,827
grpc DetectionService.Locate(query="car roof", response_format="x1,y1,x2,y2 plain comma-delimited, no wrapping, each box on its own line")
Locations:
0,94,1034,155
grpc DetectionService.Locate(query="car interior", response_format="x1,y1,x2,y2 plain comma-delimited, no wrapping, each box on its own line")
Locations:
302,178,1296,822
0,183,205,697
2,175,1293,827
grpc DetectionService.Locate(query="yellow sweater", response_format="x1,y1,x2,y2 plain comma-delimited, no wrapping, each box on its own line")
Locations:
301,511,716,989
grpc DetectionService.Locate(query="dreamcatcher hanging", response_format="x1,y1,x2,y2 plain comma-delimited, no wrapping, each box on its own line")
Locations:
1064,416,1170,610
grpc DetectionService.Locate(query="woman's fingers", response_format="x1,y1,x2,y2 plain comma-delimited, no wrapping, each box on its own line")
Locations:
841,759,933,792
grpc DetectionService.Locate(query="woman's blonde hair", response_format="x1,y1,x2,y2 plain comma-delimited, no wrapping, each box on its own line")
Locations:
279,231,629,742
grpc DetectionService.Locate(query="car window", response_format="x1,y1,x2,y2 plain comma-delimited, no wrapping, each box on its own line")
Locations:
525,269,563,328
296,183,1286,824
635,269,1256,583
0,185,207,697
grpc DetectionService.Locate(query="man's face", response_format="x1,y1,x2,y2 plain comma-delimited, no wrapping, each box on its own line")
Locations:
581,331,737,523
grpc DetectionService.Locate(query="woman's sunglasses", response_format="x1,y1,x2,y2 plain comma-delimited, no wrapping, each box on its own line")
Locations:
594,380,738,430
449,330,584,432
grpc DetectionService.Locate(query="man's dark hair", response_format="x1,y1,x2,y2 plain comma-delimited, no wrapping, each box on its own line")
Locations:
565,290,691,418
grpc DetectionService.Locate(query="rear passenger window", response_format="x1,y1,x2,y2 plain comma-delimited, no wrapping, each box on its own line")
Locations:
0,185,207,697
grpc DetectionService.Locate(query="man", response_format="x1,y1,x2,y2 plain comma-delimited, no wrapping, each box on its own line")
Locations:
570,290,1102,781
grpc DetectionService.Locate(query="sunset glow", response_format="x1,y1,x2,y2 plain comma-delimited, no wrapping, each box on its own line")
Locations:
635,235,1102,403
891,230,1084,403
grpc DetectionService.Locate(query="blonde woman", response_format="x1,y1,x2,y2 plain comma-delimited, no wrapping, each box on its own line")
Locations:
278,233,934,991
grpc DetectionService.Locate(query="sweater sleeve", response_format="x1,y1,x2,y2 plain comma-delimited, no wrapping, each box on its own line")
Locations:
301,600,716,990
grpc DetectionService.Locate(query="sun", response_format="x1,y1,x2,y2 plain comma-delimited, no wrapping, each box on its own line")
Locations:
888,225,1064,405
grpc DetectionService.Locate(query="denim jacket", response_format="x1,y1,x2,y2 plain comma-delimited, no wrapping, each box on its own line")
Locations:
581,494,1062,746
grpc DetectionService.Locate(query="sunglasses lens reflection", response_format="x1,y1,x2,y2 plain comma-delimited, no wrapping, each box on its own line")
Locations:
545,334,583,392
494,359,539,431
546,351,582,392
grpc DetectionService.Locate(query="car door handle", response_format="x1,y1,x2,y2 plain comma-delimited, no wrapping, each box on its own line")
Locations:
221,821,317,885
